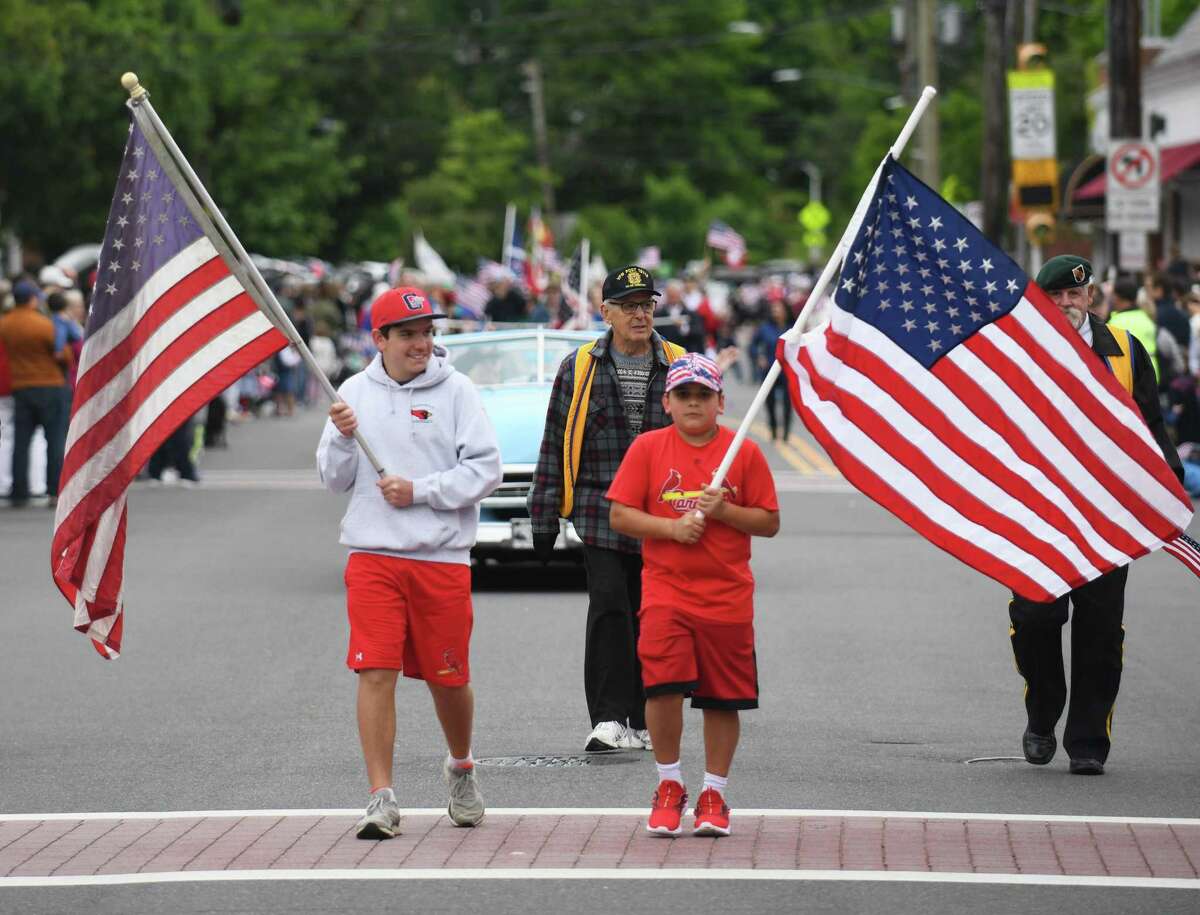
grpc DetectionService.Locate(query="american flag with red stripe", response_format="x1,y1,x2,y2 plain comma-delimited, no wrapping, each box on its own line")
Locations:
706,220,746,268
51,115,287,657
778,157,1196,602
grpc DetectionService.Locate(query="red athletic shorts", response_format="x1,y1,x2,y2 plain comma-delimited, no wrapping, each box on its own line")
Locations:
344,552,472,686
637,604,758,710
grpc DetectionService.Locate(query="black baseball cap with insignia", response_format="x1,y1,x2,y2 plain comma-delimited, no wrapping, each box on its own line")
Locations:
602,265,662,301
1036,255,1093,292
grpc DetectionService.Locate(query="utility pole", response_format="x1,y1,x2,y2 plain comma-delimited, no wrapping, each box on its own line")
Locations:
980,0,1011,245
521,59,555,215
915,0,940,188
1108,1,1141,139
1108,0,1141,269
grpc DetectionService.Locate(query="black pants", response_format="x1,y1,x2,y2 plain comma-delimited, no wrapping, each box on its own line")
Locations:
1009,565,1128,763
11,386,69,501
148,420,198,482
582,545,645,729
765,375,792,441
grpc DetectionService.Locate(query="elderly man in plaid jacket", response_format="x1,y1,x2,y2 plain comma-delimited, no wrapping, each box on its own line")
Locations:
529,266,686,752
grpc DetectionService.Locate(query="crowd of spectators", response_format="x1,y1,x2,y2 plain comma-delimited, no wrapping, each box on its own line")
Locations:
3,246,1199,508
1084,258,1200,496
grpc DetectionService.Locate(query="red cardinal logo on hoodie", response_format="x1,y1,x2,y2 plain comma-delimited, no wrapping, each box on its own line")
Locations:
411,406,433,422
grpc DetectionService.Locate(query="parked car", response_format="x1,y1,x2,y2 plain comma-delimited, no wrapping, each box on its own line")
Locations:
439,327,602,563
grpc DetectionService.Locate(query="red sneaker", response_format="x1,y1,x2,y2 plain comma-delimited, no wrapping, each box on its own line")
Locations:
646,780,688,836
692,787,731,837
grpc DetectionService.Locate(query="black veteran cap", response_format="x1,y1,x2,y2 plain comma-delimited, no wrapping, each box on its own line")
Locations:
1036,255,1093,292
602,265,662,301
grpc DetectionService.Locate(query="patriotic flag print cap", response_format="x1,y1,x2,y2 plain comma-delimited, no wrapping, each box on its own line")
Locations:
665,352,723,393
371,286,447,331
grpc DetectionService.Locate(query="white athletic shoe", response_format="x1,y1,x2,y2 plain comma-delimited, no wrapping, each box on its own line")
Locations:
628,728,653,751
585,720,627,752
619,727,644,750
356,787,401,840
444,759,485,827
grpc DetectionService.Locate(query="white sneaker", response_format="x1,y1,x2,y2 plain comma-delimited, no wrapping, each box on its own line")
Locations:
444,759,485,827
627,728,653,751
585,720,627,752
356,787,401,840
618,728,644,750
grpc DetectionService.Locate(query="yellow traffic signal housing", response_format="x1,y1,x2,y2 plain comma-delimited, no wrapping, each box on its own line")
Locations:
1025,212,1056,246
1012,158,1059,213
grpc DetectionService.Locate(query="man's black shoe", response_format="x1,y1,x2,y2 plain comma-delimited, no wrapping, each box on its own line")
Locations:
1068,757,1104,775
1022,728,1057,765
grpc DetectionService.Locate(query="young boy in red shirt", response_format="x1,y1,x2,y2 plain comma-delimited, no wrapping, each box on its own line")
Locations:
607,353,779,837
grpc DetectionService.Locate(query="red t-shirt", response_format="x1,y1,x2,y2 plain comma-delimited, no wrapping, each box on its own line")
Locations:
606,424,778,622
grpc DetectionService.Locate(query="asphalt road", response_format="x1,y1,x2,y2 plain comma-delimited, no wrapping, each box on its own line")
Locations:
2,380,1198,914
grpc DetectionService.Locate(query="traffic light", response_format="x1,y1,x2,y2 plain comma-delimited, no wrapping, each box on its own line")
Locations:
1024,212,1056,247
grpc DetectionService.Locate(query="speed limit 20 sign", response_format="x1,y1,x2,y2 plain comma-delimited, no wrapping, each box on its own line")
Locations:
1007,69,1056,161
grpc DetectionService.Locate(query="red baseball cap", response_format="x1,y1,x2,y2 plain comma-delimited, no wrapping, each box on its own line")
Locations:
370,286,447,331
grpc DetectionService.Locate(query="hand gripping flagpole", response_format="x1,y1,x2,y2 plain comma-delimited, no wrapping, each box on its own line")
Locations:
703,86,937,500
120,72,388,476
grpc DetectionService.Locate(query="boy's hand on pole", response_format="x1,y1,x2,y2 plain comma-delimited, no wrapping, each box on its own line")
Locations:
377,475,414,508
672,512,706,544
696,486,725,520
330,402,357,438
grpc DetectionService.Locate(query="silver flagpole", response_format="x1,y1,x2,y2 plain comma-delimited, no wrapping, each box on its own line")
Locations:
120,72,387,476
705,86,938,494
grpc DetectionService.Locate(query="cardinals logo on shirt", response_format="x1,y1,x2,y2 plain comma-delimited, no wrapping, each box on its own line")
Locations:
657,468,735,514
411,404,434,422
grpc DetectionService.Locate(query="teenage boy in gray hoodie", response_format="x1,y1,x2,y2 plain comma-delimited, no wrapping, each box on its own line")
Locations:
317,286,502,839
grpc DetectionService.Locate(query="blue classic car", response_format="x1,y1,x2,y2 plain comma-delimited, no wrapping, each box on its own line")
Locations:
439,327,603,562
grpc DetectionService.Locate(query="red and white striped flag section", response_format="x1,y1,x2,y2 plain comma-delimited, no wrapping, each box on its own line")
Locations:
778,157,1196,602
51,104,287,658
705,220,746,268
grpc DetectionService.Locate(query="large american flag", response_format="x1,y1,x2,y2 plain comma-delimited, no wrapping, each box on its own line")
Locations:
778,157,1195,602
51,114,288,657
706,220,746,267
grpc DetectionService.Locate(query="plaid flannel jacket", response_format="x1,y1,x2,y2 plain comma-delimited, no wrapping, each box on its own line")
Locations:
529,329,676,553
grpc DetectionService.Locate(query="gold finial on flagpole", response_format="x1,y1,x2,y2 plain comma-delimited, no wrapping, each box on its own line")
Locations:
121,72,147,101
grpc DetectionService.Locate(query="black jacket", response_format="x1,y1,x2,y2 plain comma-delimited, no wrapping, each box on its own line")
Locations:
1089,314,1183,483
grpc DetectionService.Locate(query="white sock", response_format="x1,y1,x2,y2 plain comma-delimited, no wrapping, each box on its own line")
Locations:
656,760,683,785
449,751,474,770
702,771,728,794
371,785,394,796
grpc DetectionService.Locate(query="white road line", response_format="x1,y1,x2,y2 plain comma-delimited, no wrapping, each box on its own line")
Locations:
1,868,1197,890
3,807,1199,826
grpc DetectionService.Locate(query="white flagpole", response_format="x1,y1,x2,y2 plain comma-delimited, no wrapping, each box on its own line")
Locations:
502,203,516,267
121,72,387,475
705,86,937,495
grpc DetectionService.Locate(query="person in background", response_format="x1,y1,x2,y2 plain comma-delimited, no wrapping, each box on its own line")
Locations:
0,279,71,507
485,273,528,324
529,283,554,324
1147,272,1190,355
750,295,793,442
47,291,84,391
1108,278,1158,381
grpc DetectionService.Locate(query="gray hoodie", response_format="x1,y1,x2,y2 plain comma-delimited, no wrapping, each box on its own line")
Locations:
317,349,502,565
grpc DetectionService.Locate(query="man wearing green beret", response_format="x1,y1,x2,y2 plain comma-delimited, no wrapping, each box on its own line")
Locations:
1010,255,1183,776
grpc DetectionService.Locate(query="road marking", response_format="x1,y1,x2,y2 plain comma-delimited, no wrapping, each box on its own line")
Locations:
4,807,1199,826
2,868,1198,890
723,411,842,479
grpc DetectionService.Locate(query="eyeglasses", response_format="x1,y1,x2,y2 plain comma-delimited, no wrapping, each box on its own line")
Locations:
607,300,656,315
